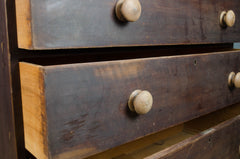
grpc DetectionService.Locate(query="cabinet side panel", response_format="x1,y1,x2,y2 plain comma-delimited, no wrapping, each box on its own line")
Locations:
0,0,18,158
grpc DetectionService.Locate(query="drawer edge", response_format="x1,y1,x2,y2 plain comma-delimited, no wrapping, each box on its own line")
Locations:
19,63,49,159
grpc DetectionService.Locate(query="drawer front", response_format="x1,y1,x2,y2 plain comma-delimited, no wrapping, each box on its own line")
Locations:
16,0,240,49
20,51,240,159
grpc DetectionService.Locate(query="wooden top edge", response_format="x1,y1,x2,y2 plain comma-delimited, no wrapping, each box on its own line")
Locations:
19,62,43,68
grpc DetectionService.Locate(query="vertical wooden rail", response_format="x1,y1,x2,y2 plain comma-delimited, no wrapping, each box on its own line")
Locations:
0,0,25,158
0,0,18,158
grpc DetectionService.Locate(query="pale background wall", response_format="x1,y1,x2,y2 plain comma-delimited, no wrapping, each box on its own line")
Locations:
234,43,240,48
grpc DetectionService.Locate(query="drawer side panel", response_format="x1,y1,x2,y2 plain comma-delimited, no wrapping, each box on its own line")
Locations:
19,63,49,159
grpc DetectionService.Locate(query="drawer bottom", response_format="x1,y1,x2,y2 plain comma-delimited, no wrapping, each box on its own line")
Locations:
87,103,240,159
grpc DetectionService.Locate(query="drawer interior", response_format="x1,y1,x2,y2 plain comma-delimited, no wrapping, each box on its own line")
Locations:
19,44,236,66
86,103,240,159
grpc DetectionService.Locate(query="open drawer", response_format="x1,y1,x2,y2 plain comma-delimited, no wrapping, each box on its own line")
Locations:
87,102,240,159
19,50,240,159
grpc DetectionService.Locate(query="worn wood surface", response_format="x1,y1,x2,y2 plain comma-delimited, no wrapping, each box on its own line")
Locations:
87,125,185,159
146,114,240,159
0,0,20,158
88,103,240,159
19,63,48,159
0,0,33,158
0,0,29,158
15,0,32,49
20,50,240,159
16,0,240,49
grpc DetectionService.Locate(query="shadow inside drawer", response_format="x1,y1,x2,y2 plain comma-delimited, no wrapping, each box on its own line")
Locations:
87,103,240,159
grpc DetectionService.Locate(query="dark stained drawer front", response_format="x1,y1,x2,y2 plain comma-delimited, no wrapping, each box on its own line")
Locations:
19,50,240,159
16,0,240,50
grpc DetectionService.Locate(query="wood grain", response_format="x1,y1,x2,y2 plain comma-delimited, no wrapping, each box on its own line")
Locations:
19,63,48,159
15,0,33,49
88,103,240,159
112,102,240,159
19,50,240,159
15,0,240,49
87,125,185,159
146,115,240,159
0,0,18,158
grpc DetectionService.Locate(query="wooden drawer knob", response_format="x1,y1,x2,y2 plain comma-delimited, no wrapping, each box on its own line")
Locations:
128,90,153,114
228,72,240,88
220,10,236,27
115,0,142,22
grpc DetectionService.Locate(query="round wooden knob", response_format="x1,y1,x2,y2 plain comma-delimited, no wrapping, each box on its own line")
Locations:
220,10,236,27
128,90,153,114
228,72,240,88
115,0,142,22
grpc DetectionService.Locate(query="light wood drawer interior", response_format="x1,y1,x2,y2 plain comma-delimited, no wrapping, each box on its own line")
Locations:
87,103,240,159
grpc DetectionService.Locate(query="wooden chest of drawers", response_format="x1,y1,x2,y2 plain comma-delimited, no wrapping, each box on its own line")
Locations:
0,0,240,159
